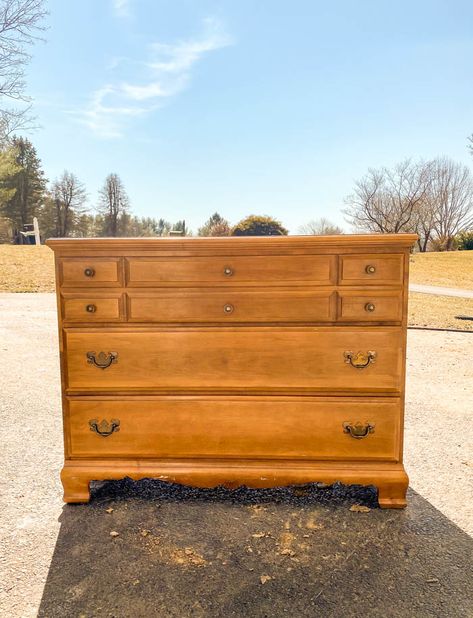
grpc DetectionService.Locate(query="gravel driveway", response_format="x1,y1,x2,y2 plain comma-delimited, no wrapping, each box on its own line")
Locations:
1,293,472,617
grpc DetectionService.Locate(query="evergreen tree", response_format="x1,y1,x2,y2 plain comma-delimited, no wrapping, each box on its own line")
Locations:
0,144,21,205
198,212,231,236
1,136,46,231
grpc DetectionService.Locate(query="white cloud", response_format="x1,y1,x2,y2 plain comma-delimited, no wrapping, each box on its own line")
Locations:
112,0,130,18
73,17,233,138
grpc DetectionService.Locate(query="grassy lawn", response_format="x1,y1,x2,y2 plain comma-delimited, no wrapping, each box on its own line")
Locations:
0,244,472,330
409,293,473,331
0,245,55,292
409,251,473,289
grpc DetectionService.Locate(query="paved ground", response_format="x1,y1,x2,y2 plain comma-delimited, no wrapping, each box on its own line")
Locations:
409,283,473,299
0,293,472,618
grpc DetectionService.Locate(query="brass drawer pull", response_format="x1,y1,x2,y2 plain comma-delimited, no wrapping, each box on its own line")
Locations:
343,421,375,439
89,418,120,437
84,267,95,277
223,303,234,314
365,264,376,274
344,350,376,368
223,266,234,277
86,304,96,313
86,351,118,369
365,302,375,313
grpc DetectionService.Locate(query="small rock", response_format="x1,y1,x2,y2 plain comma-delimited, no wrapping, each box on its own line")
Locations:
105,507,114,513
140,530,150,537
260,575,272,584
110,531,120,537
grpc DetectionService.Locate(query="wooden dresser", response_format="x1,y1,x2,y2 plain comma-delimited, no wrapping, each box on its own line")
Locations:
47,234,416,508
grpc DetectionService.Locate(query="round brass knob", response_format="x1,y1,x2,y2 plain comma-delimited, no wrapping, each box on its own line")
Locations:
365,265,376,274
365,303,375,313
223,266,233,276
223,303,234,314
86,304,96,313
84,267,95,277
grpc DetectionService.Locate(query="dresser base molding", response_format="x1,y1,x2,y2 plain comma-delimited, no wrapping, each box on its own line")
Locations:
61,459,408,509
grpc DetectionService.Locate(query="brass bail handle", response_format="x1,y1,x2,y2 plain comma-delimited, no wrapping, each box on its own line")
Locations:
89,418,120,437
343,422,375,439
86,351,118,369
344,350,377,369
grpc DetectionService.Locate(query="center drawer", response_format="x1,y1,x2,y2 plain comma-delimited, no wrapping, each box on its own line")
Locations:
127,290,334,323
64,327,402,393
125,255,334,286
67,396,400,461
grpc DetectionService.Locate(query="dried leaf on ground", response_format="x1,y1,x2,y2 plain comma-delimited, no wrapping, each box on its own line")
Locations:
349,505,371,513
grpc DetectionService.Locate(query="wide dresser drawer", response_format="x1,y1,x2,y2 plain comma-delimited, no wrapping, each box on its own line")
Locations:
125,255,335,286
127,289,335,323
67,396,401,461
64,327,402,393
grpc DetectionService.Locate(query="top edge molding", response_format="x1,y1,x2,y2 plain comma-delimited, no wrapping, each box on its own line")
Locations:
46,234,418,252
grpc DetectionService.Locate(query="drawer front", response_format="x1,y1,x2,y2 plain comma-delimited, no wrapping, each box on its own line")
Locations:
338,291,402,322
127,290,334,323
67,397,400,461
126,255,334,286
339,254,403,286
62,294,122,322
60,258,121,287
65,327,402,393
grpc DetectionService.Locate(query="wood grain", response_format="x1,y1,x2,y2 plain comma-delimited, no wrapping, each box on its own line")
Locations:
64,327,403,393
67,396,400,460
127,289,334,323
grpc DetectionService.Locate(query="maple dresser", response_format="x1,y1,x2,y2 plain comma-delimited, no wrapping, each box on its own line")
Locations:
47,234,416,508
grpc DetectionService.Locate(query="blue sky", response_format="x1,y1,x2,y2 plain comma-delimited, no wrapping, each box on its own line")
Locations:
26,0,473,233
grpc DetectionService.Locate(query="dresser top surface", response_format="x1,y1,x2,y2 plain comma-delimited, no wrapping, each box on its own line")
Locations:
46,233,417,253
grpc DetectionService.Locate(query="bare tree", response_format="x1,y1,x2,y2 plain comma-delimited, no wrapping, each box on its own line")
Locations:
50,170,87,237
408,197,436,252
298,217,344,235
429,157,473,250
344,159,431,234
0,0,47,141
98,173,129,237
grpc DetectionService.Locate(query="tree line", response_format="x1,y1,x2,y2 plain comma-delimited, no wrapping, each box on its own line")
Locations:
0,1,472,248
0,136,190,241
344,157,473,251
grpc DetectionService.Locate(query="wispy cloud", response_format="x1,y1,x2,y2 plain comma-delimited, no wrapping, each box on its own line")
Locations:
72,17,233,138
112,0,131,18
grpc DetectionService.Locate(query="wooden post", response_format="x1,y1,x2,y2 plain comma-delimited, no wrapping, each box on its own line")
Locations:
33,217,40,245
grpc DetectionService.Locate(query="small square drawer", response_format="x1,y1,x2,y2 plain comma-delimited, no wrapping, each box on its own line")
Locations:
338,291,402,322
62,294,123,322
339,254,403,286
60,258,121,287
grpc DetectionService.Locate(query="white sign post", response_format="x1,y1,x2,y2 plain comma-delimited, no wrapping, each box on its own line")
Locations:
33,217,40,245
